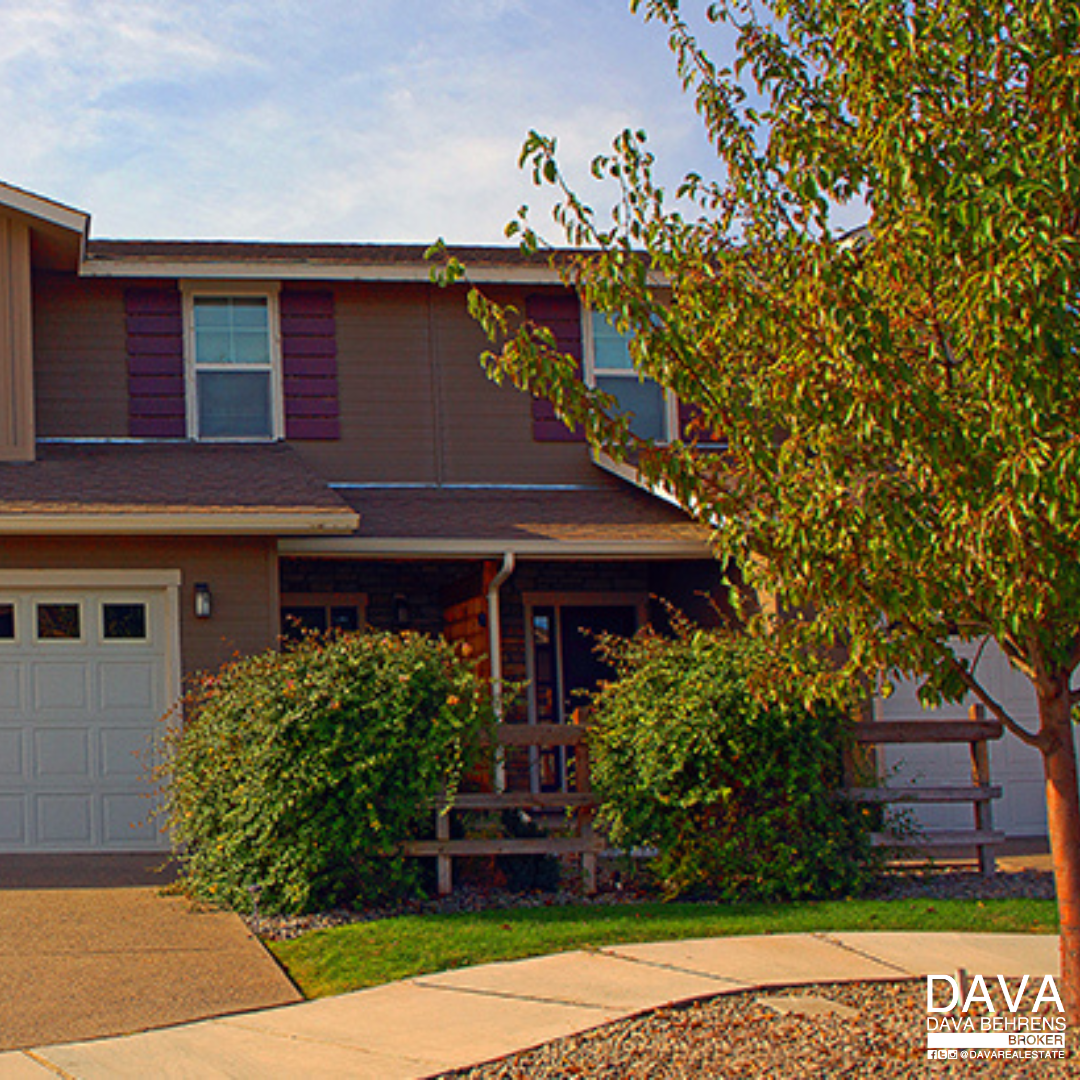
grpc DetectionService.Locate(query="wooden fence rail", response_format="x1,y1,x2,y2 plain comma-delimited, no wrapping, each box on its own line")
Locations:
840,704,1005,875
402,723,602,896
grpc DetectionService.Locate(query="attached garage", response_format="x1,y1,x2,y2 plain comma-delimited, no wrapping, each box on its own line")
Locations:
877,638,1080,838
0,571,180,852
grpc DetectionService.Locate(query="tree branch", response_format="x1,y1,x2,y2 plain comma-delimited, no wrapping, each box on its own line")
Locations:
893,615,1041,747
944,651,1042,748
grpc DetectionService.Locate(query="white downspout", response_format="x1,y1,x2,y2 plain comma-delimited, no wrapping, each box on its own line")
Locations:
486,551,516,791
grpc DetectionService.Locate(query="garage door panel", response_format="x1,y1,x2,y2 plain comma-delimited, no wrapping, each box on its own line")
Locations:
877,638,1073,837
33,728,91,778
0,795,26,843
0,662,24,711
32,662,90,712
1001,779,1048,834
0,586,173,853
99,662,157,711
101,727,154,778
0,729,24,777
102,793,159,845
36,794,93,844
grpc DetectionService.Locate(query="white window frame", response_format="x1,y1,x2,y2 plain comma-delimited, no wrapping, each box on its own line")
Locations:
582,307,678,444
182,281,283,442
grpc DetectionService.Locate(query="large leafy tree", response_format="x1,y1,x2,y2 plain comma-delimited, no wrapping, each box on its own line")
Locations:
438,0,1080,1010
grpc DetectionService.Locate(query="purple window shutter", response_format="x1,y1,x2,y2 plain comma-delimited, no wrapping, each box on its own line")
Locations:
678,400,726,445
126,286,186,437
525,293,585,443
678,401,700,441
281,290,339,440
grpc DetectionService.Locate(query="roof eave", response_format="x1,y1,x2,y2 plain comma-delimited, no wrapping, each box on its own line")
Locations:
0,510,360,536
79,257,567,285
278,536,712,559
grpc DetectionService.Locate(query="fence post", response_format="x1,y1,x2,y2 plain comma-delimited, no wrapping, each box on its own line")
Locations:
436,800,453,896
577,729,597,896
968,703,996,877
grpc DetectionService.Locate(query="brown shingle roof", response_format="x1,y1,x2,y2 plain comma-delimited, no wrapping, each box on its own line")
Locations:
85,239,576,270
333,485,708,547
0,443,353,522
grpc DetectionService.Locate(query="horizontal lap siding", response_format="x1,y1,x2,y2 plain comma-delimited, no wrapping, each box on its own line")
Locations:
0,536,278,677
34,274,129,438
288,283,438,481
436,285,596,485
125,286,185,437
282,289,339,440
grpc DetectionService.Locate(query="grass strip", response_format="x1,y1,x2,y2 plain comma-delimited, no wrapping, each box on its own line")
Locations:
268,897,1057,999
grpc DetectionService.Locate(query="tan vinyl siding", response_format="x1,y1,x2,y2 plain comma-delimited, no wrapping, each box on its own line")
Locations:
291,282,438,482
33,273,129,438
432,284,596,486
0,213,34,460
0,536,277,676
31,273,598,486
291,281,596,486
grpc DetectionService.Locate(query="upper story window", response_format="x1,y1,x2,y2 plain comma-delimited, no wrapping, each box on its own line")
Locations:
183,284,282,440
584,310,675,443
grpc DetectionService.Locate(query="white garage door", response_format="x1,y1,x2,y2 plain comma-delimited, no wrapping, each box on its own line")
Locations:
0,589,175,851
877,639,1080,837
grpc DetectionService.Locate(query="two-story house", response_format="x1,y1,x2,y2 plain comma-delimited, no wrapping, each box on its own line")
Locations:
0,180,725,854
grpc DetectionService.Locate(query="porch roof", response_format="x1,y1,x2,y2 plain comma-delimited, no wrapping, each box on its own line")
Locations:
0,442,358,534
281,483,712,558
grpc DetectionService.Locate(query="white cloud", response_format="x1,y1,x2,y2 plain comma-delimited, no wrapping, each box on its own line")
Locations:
0,0,722,242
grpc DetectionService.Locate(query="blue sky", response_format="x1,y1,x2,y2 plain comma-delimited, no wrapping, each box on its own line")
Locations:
0,1,729,244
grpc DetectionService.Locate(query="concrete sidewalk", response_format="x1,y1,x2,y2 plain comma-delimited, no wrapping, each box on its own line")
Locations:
0,932,1060,1079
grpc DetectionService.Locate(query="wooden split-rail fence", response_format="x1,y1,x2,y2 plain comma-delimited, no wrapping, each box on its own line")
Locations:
401,722,603,896
841,704,1005,875
404,703,1006,895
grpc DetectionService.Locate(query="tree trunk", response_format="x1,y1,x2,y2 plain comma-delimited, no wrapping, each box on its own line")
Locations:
1039,678,1080,1021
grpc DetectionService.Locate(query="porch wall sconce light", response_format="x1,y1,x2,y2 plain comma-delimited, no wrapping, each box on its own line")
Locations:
194,583,213,619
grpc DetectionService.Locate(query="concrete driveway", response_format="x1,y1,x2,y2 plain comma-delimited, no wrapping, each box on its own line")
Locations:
0,855,301,1052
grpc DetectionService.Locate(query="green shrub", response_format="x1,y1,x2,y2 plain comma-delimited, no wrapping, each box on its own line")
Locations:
589,626,877,901
161,630,491,915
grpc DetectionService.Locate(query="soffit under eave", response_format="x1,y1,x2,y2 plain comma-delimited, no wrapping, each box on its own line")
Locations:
0,188,88,272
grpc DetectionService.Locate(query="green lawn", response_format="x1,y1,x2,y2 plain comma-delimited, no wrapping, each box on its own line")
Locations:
268,897,1058,999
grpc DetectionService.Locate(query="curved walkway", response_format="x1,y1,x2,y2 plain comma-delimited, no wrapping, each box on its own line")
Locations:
0,932,1060,1079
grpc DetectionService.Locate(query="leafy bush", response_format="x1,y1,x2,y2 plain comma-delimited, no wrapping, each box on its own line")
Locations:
161,630,490,915
589,626,877,901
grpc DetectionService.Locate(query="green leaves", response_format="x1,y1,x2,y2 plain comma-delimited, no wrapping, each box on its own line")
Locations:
161,631,491,915
467,0,1080,720
589,627,878,900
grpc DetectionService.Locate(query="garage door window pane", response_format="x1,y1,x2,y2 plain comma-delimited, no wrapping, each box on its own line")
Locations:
103,604,148,641
37,604,81,640
0,605,13,640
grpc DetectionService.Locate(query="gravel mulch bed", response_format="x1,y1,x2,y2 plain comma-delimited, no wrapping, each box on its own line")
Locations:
439,980,1077,1079
248,884,653,941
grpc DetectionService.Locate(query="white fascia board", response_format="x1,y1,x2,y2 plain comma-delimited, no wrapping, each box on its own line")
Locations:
79,259,567,285
591,450,685,508
0,511,360,535
0,182,89,236
278,537,712,559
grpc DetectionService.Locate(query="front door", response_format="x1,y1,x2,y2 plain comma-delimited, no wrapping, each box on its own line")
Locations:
529,603,637,791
